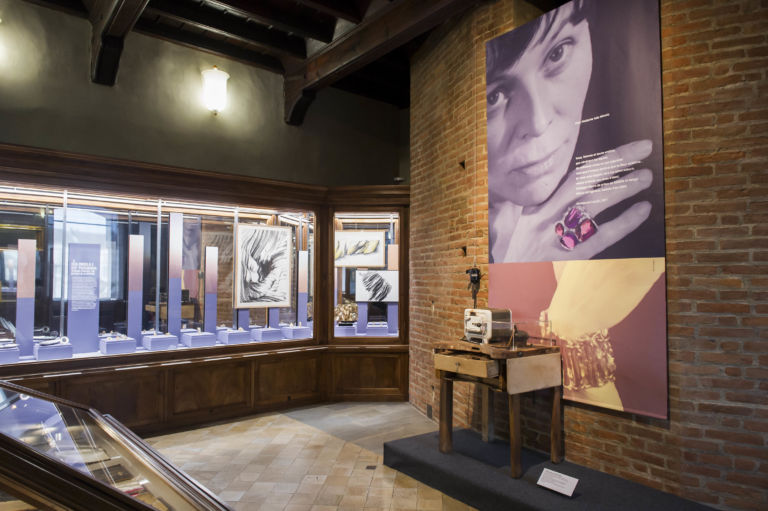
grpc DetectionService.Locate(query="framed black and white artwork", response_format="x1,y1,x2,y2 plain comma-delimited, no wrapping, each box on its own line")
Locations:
235,224,292,308
334,230,386,268
355,270,398,302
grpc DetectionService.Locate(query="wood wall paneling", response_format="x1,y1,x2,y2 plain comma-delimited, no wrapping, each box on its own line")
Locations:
329,353,407,400
169,360,252,417
254,355,321,407
59,370,164,428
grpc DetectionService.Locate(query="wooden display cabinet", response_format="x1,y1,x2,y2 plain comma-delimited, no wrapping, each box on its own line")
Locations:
0,142,410,435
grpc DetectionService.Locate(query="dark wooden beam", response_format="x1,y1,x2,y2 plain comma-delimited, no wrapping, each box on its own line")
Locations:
133,18,284,74
145,0,306,59
23,0,88,17
284,0,479,125
205,0,335,42
293,0,365,23
83,0,150,85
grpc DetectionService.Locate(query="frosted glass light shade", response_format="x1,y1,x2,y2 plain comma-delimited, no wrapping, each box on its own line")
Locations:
201,66,229,113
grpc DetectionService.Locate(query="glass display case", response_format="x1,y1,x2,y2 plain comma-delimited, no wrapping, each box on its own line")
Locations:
0,185,315,364
333,212,400,338
0,380,230,510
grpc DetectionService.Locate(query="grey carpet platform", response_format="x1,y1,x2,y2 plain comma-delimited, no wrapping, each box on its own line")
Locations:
383,429,714,511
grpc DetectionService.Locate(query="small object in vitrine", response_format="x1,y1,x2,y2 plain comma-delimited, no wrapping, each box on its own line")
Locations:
280,325,311,340
39,338,63,346
100,335,137,355
34,337,73,360
197,327,202,333
90,461,133,484
217,328,250,345
0,339,18,349
252,327,283,342
142,333,178,351
238,326,244,331
181,331,216,348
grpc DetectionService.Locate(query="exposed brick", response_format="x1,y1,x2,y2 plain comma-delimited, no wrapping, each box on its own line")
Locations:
409,1,768,510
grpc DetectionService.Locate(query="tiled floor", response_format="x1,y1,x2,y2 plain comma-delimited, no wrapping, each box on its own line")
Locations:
147,402,478,511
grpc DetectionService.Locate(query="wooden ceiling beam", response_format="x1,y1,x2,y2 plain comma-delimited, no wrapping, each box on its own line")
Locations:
145,0,306,59
205,0,335,43
83,0,150,85
284,0,479,125
133,18,284,74
293,0,365,24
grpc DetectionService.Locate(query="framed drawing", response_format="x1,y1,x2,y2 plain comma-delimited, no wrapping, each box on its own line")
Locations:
334,230,386,268
355,270,398,302
235,224,292,308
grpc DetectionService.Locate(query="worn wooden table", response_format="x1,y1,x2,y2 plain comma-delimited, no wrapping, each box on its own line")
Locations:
434,340,563,478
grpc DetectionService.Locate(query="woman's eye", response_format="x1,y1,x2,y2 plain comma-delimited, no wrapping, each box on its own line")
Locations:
548,44,565,63
487,88,506,107
546,39,574,66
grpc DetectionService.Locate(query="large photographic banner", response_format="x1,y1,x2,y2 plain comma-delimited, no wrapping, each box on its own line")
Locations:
486,0,666,417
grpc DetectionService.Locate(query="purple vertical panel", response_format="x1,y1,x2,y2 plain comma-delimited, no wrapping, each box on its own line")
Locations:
167,213,183,338
298,250,309,325
15,239,36,356
127,235,143,342
237,309,250,329
298,293,308,326
387,303,398,334
356,302,368,334
268,308,280,328
67,243,100,353
204,246,218,333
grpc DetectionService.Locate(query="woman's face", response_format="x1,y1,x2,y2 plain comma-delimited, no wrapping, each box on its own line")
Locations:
487,6,593,207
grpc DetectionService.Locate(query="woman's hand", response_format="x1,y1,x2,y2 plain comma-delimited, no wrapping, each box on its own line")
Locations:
494,139,654,262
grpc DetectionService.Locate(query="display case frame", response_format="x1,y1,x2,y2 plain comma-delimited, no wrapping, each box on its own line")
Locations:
0,142,410,432
0,380,231,510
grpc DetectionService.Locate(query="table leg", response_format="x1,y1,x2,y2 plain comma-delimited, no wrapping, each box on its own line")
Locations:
439,376,453,453
508,393,522,478
551,386,563,463
481,385,494,442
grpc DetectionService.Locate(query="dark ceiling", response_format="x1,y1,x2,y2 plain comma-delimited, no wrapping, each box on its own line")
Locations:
26,0,564,125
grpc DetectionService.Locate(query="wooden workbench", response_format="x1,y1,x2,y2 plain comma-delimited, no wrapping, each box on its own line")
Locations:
434,340,562,478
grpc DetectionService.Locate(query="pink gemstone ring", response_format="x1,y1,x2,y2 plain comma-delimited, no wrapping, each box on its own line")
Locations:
555,206,598,251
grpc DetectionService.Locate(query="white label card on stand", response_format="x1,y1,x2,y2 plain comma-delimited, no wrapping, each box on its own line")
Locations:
537,468,578,497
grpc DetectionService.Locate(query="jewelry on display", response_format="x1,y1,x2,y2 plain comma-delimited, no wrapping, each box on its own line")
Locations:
555,206,598,250
556,329,616,391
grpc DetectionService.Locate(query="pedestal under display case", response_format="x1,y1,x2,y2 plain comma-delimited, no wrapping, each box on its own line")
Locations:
0,381,231,510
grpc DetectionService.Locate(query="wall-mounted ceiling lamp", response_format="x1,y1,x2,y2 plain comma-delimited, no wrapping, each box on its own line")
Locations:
201,66,229,114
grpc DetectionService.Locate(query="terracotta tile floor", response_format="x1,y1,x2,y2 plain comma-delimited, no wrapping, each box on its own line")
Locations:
147,403,477,511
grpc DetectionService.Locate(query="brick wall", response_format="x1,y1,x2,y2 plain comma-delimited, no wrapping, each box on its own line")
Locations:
408,1,768,510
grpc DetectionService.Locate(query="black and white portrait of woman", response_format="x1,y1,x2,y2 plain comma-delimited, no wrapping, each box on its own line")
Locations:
235,224,292,308
486,0,664,263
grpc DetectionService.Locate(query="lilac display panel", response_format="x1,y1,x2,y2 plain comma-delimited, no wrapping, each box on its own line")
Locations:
356,302,368,335
387,303,398,334
268,308,280,329
298,250,309,326
127,235,144,343
237,309,250,330
15,239,36,356
204,246,218,333
167,212,183,339
67,243,100,354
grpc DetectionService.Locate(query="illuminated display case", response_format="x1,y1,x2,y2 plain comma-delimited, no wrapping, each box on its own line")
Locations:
0,381,231,510
0,143,410,429
333,212,402,338
0,185,315,364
